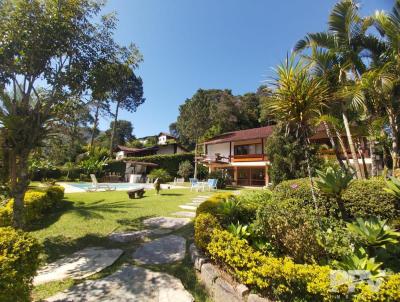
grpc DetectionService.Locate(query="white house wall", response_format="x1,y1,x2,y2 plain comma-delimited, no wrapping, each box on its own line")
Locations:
207,143,231,159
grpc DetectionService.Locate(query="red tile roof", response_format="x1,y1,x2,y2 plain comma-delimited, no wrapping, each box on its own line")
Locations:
204,126,275,144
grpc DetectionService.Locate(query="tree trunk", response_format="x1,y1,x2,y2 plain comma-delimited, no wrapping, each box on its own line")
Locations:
322,121,346,171
369,138,377,177
193,141,198,179
10,152,30,229
342,113,363,179
90,103,100,152
109,102,120,157
335,127,351,168
387,108,400,173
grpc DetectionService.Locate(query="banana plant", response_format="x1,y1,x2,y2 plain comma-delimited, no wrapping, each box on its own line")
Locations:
346,217,400,249
384,177,400,199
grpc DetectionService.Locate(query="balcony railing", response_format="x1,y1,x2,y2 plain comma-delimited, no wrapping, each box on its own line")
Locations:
231,154,266,162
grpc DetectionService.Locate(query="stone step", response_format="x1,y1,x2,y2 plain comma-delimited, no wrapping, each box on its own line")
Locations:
171,211,196,218
45,266,194,302
34,247,123,285
109,229,170,243
179,205,197,210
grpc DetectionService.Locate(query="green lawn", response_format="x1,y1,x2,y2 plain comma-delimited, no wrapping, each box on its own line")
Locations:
30,188,220,301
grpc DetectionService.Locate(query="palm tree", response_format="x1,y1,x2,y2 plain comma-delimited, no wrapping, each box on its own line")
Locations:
304,47,350,171
373,2,400,171
294,0,374,179
267,55,331,206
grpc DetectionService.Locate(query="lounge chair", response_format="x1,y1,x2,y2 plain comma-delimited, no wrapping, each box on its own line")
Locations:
87,174,116,192
206,179,218,191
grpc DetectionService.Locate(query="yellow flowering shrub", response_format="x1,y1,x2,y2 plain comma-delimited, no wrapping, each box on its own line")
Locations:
207,229,332,301
354,274,400,302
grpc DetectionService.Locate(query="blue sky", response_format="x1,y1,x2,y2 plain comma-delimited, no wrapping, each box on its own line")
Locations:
100,0,393,138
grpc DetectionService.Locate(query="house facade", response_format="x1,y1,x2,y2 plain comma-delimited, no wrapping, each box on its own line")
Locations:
115,133,188,160
202,126,273,186
202,125,375,186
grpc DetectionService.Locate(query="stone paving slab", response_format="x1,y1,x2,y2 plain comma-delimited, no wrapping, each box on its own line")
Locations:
171,211,196,218
179,205,197,210
143,217,191,230
45,266,194,302
34,247,123,285
109,229,171,243
132,235,186,264
184,203,198,207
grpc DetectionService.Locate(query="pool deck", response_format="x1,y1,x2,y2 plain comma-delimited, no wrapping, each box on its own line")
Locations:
58,182,186,193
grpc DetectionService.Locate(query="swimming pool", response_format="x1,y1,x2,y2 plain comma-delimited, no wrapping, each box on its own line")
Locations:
63,182,152,193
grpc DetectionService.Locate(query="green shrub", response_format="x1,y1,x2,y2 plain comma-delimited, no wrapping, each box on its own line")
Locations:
207,229,332,301
177,160,193,180
148,168,172,183
273,178,316,205
235,190,272,224
45,186,65,205
255,198,326,263
195,192,234,217
0,203,12,227
342,179,400,220
354,273,400,302
124,153,194,177
0,227,41,302
0,186,64,227
194,213,221,251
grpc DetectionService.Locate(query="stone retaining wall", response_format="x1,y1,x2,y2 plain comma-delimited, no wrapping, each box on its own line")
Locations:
189,244,272,302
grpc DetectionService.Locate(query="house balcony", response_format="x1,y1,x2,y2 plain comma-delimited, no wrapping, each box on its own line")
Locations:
201,153,267,164
231,154,266,162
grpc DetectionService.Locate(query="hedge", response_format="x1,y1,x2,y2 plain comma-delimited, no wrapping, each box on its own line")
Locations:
123,153,194,177
0,227,41,302
207,229,400,302
0,186,65,227
342,178,400,220
194,213,221,251
104,160,126,175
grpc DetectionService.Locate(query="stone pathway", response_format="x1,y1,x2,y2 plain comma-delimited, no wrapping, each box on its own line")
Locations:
109,229,171,243
132,235,186,264
171,211,196,218
179,205,197,210
45,266,194,302
34,247,123,285
143,216,191,229
40,194,210,301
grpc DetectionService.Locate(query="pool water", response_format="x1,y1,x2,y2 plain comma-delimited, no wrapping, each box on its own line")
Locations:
67,182,151,191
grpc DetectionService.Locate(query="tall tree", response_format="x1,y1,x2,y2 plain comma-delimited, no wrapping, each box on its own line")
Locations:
0,0,136,228
106,120,134,146
294,0,374,179
265,55,330,206
107,58,145,156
